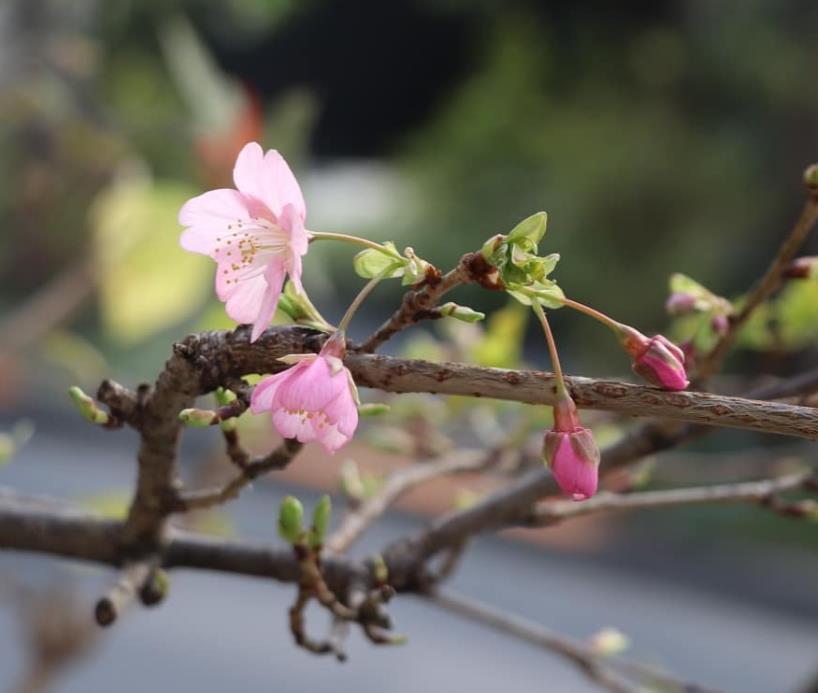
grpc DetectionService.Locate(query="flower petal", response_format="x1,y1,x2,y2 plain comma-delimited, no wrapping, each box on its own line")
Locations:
223,273,268,325
272,408,317,443
233,143,306,220
274,357,347,412
250,371,293,413
250,260,286,342
179,189,252,256
323,385,359,437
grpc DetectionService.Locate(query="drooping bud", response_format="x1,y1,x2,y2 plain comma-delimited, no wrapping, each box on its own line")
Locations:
543,393,600,501
68,386,110,425
665,292,697,315
618,327,689,391
178,408,218,428
277,496,305,544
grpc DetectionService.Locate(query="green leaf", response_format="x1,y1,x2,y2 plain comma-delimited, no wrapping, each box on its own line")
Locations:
507,211,548,247
92,177,212,345
507,280,565,309
668,273,718,311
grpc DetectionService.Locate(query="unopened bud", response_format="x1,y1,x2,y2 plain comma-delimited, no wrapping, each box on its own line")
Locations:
480,234,505,262
784,256,818,279
439,302,486,323
588,627,630,656
178,408,218,427
358,403,391,417
621,331,689,391
372,554,389,584
309,495,332,549
277,496,304,544
804,163,818,191
710,314,729,336
139,569,170,607
68,386,109,425
665,292,697,315
340,459,365,500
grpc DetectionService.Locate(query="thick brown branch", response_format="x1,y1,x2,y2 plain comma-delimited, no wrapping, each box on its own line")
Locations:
180,326,818,440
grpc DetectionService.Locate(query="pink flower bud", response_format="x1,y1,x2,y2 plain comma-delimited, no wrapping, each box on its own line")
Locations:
543,395,600,501
680,340,696,370
619,327,689,390
710,314,729,336
665,292,697,315
783,256,818,279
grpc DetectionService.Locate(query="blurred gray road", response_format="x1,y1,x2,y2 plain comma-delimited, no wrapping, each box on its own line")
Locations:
1,424,817,693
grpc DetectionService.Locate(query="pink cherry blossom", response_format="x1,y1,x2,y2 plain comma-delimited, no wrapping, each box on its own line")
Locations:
179,142,309,342
249,336,359,454
543,394,600,501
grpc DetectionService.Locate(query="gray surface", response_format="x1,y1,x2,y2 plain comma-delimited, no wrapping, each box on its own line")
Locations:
1,424,817,692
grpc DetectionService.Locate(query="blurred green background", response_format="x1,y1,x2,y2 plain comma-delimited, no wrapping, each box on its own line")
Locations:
1,0,817,383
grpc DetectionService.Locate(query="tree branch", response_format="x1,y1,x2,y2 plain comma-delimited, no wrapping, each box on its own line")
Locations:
426,589,721,693
172,439,303,511
697,190,818,380
178,326,818,440
528,471,816,525
326,449,497,555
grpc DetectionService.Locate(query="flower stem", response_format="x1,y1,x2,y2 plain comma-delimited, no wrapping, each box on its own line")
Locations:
337,271,391,334
308,231,386,253
556,296,623,333
531,300,567,397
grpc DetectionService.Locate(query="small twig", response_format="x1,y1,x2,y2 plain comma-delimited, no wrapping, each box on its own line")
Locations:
173,439,303,511
359,259,473,352
697,191,818,381
326,449,496,554
94,560,156,627
427,588,722,693
528,471,816,525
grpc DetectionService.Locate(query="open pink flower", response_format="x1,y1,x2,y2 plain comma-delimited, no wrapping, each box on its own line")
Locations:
179,142,309,342
543,394,600,501
250,336,359,454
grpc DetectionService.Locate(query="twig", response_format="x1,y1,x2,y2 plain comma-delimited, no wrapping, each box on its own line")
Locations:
528,471,816,525
427,588,721,693
359,257,475,352
94,560,155,626
697,192,818,380
173,439,302,511
326,449,496,554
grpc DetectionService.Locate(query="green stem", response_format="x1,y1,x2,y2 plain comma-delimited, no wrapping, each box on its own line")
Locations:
556,296,623,333
531,301,567,397
336,270,391,334
308,231,386,253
